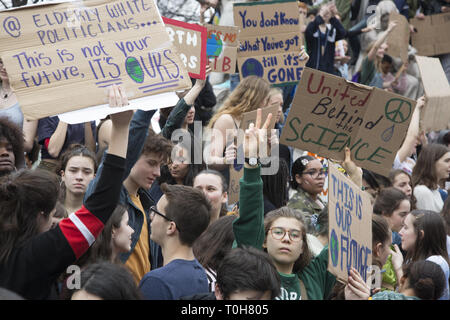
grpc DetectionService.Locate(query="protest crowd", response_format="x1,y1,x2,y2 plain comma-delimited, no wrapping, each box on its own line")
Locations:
1,0,450,302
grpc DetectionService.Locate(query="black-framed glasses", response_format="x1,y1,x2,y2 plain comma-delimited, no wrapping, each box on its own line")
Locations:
269,227,302,242
150,206,182,232
302,168,327,179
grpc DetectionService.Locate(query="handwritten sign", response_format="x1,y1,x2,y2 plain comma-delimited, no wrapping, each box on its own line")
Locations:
233,0,305,85
386,11,409,63
415,55,450,131
280,67,416,177
163,17,207,79
411,12,450,56
227,104,279,204
205,24,239,74
0,0,191,120
328,163,372,283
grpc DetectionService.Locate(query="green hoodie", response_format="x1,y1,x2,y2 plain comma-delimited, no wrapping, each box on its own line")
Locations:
232,165,336,300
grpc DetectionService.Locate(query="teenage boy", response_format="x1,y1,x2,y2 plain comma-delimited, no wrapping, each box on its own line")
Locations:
139,183,211,300
85,77,208,283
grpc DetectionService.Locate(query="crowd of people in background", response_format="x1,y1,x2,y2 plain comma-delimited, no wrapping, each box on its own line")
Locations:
0,0,449,301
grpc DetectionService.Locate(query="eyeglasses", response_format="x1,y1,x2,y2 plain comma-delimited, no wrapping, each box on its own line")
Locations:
302,168,327,179
269,227,302,242
149,206,182,232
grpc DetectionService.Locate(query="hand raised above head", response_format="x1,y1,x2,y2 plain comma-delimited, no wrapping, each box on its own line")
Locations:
108,85,133,128
108,85,129,108
244,108,272,159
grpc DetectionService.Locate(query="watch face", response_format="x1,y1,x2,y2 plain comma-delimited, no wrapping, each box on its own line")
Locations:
249,158,257,166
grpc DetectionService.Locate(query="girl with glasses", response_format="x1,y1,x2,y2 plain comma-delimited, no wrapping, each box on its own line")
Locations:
288,155,327,234
232,109,336,300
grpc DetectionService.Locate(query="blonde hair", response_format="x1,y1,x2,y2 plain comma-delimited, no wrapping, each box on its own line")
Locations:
208,76,270,128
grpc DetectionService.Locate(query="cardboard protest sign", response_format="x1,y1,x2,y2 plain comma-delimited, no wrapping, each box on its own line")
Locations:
280,67,416,177
227,104,279,204
328,163,372,283
386,11,410,63
233,0,305,85
163,17,207,79
415,56,450,132
411,12,450,57
205,24,239,74
0,0,191,120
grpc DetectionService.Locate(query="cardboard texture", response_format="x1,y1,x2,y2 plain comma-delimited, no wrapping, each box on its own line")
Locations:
415,55,450,131
0,0,192,120
386,11,410,63
205,24,239,74
280,67,416,177
163,17,207,80
227,104,279,204
411,12,450,56
327,163,372,283
233,0,304,85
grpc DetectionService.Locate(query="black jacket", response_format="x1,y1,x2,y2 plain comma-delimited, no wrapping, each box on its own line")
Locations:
0,154,125,299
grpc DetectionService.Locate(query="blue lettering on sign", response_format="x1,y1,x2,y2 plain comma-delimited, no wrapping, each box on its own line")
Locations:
115,36,152,58
340,234,372,282
267,67,303,83
238,10,257,29
259,11,299,28
3,16,22,38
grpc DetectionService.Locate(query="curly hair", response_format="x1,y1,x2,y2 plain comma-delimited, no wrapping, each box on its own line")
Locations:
0,117,25,172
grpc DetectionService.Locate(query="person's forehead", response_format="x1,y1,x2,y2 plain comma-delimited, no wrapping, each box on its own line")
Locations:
157,195,168,211
306,159,322,169
142,152,166,162
271,217,302,230
66,155,95,169
194,173,222,187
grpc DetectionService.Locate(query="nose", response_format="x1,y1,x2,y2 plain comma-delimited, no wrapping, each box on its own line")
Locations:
76,171,84,179
154,166,161,178
281,232,291,242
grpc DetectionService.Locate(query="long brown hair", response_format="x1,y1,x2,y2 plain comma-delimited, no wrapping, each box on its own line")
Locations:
208,76,271,128
412,143,450,189
0,169,60,263
406,210,450,265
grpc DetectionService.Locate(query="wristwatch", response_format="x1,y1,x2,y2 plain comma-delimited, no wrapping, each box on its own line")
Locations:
245,157,259,166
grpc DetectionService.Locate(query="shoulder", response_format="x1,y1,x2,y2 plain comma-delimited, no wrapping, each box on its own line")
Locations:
413,184,435,195
139,269,169,287
426,255,450,273
213,114,235,129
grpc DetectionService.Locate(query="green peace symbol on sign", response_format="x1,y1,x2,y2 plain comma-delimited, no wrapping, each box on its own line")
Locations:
384,98,412,124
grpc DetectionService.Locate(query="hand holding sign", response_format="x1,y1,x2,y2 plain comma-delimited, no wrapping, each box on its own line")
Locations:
340,147,363,187
108,85,133,158
344,268,371,300
299,45,309,62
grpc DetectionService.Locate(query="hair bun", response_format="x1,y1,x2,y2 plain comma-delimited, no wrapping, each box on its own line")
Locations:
415,278,435,300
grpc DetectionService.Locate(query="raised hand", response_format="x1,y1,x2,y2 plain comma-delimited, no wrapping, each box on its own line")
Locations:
244,108,273,161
